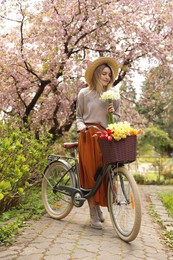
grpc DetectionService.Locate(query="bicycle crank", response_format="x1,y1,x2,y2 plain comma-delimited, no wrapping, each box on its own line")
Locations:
72,191,86,207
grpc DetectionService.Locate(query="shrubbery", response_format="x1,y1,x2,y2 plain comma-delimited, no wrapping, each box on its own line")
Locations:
139,125,173,156
0,121,51,212
161,159,173,180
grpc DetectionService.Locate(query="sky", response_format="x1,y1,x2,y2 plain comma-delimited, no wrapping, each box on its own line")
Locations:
131,57,158,98
132,74,144,97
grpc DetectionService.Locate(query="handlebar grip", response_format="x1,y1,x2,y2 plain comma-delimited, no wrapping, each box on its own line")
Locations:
78,125,104,133
85,125,104,133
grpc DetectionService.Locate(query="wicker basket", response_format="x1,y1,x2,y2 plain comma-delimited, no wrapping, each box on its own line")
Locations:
98,135,137,165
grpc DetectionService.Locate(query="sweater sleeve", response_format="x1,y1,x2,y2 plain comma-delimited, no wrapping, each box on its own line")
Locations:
76,90,86,131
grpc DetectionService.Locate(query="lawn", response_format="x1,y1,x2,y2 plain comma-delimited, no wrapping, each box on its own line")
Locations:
159,191,173,217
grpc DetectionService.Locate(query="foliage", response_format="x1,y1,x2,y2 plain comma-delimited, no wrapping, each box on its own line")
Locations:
133,174,145,185
148,203,173,249
161,159,173,180
0,217,25,245
0,0,172,138
163,230,173,249
134,173,165,185
148,205,162,223
0,120,51,212
137,65,173,139
139,125,173,155
158,191,173,249
138,143,159,158
134,153,173,185
0,185,45,245
159,192,173,217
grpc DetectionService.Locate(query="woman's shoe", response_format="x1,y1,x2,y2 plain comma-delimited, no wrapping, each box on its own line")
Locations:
95,205,105,223
90,207,102,229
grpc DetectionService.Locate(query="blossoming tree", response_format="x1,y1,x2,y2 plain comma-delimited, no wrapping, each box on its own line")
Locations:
0,0,172,138
137,64,173,139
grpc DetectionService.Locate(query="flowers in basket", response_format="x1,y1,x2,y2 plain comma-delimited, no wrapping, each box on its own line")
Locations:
95,122,142,142
108,122,142,141
100,88,120,124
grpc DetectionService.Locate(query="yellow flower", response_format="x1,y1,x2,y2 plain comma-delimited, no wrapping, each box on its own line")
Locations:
107,122,142,141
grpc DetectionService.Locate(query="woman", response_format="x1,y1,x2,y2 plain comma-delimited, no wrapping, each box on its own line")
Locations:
76,57,120,229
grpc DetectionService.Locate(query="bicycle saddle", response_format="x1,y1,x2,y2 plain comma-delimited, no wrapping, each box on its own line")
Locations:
63,142,78,149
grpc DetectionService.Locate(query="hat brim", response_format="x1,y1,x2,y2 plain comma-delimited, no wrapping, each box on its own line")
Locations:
85,57,119,85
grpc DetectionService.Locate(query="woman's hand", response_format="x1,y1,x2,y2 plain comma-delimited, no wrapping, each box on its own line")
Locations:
79,126,87,132
108,102,115,113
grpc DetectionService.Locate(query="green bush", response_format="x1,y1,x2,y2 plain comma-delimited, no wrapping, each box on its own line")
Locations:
161,159,173,180
0,185,45,244
133,174,145,184
139,126,173,155
133,172,165,185
0,121,51,212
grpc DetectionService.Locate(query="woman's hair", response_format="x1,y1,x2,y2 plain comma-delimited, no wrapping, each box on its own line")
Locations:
89,64,115,92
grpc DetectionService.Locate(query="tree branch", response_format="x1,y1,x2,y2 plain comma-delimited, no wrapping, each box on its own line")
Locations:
23,79,51,125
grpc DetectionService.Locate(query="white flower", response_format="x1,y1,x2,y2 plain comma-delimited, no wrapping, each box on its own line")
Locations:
100,88,120,101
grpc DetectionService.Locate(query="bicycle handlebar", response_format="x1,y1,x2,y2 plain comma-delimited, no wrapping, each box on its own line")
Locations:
86,125,102,131
77,125,105,134
86,125,107,135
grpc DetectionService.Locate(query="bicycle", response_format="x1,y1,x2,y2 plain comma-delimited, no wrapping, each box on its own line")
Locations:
42,125,142,242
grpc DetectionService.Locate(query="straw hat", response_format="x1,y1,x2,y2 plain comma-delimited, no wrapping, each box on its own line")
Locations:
85,57,119,85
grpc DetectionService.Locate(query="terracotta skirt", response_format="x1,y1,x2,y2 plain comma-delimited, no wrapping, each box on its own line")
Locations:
78,123,108,206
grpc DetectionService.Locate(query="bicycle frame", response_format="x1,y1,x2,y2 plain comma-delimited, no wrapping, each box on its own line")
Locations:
46,154,109,197
45,153,128,207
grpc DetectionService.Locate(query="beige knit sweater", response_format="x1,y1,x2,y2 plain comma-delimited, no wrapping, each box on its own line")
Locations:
76,87,120,131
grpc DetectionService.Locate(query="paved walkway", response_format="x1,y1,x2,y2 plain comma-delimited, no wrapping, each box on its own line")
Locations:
0,185,173,260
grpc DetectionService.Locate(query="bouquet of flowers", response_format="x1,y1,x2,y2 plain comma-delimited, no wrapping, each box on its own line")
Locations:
100,88,120,124
108,122,142,141
95,122,142,141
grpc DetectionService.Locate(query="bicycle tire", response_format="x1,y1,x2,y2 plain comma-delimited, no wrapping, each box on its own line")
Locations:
107,166,141,242
42,160,76,219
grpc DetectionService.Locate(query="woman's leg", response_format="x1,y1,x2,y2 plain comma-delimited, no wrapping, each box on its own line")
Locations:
88,197,102,229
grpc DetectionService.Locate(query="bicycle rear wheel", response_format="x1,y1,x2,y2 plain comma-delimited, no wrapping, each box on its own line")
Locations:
107,166,141,242
42,160,76,219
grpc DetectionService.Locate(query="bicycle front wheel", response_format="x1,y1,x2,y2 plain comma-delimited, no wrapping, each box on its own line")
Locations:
107,166,141,242
42,160,76,219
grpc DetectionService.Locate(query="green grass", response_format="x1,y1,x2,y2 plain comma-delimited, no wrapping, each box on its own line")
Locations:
163,230,173,248
148,202,170,248
158,191,173,249
159,191,173,217
0,184,45,245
